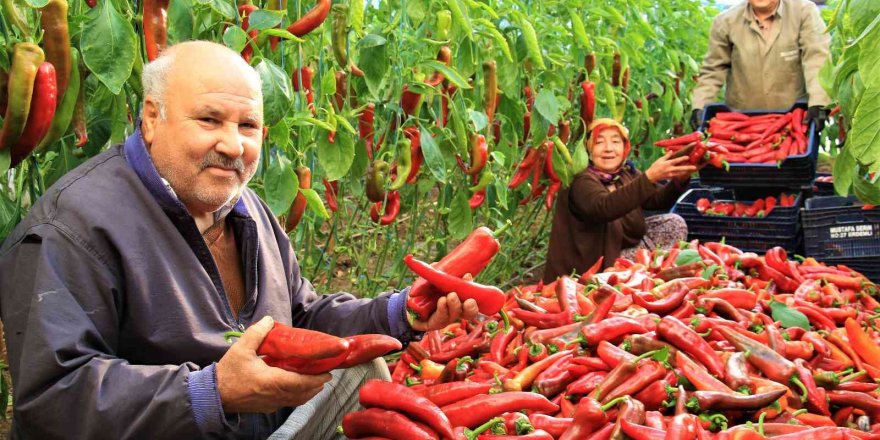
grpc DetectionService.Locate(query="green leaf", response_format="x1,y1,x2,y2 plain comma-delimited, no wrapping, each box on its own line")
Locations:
552,150,572,186
264,154,298,216
268,121,290,150
447,0,473,38
421,60,472,89
675,249,701,266
853,168,880,204
24,0,49,7
770,301,810,331
407,0,428,23
321,68,337,96
300,188,329,219
0,149,9,175
834,147,857,196
701,265,721,280
534,90,560,125
473,19,512,62
196,0,236,18
469,110,489,132
334,114,357,135
859,24,880,88
223,26,249,53
80,0,137,95
317,129,355,181
349,0,364,37
358,35,389,99
420,123,447,183
569,9,590,49
168,0,194,43
571,141,589,177
448,190,473,240
848,83,880,167
247,10,283,31
255,59,293,126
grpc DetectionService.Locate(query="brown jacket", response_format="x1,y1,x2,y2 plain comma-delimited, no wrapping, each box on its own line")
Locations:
543,167,683,282
691,0,831,110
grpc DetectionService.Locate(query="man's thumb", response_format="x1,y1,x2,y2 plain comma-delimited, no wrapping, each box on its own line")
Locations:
237,315,275,350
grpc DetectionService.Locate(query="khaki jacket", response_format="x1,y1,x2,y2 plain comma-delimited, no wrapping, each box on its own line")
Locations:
691,0,831,110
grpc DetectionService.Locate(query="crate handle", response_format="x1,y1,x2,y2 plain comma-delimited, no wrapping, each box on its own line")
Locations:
834,213,867,224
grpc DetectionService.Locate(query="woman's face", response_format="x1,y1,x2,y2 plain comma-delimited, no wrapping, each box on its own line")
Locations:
590,127,626,173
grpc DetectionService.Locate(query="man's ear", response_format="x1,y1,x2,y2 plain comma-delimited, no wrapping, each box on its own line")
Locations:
141,96,161,146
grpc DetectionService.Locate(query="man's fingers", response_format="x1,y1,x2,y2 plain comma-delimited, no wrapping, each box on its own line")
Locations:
461,299,479,320
235,316,274,351
445,293,463,321
432,297,451,327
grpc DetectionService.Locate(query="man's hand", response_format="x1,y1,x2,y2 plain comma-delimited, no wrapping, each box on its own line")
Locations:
644,151,699,184
689,108,704,131
216,316,332,414
803,106,828,132
408,292,479,332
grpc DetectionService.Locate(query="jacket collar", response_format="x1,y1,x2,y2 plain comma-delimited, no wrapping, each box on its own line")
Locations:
743,0,785,23
122,124,250,221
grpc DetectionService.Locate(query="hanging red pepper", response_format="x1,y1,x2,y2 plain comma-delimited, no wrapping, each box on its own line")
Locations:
143,0,170,61
483,60,498,125
286,0,331,37
369,191,401,226
323,179,338,213
580,81,596,131
404,255,505,315
237,4,259,63
285,166,312,232
466,134,489,176
39,0,72,100
359,103,376,158
404,126,423,183
292,66,315,112
0,43,44,152
11,62,57,167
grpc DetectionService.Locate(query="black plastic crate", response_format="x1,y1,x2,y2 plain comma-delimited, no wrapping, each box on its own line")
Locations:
813,173,835,196
698,102,818,189
673,188,803,239
802,195,880,260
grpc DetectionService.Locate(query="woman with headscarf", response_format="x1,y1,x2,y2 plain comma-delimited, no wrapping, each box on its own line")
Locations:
543,118,696,282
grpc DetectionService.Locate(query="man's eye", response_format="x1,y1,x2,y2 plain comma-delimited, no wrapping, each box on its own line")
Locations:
200,117,218,124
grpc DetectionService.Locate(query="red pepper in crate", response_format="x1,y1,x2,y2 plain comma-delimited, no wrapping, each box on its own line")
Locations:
407,227,501,320
405,255,505,315
359,379,454,439
341,408,438,440
441,392,558,429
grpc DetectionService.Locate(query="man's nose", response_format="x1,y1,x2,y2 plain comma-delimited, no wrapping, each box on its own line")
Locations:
214,122,245,158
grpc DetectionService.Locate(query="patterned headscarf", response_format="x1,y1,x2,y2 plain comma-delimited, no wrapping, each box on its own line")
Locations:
586,118,632,183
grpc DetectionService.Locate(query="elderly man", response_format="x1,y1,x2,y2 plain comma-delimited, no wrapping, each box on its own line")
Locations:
0,41,476,439
690,0,832,130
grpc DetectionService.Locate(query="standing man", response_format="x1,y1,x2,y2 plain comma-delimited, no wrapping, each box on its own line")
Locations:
690,0,832,130
0,41,476,439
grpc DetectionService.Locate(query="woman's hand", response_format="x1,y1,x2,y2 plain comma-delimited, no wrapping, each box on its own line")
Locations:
644,151,698,183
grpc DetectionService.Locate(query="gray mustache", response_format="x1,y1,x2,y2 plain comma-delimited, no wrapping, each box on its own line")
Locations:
202,151,245,173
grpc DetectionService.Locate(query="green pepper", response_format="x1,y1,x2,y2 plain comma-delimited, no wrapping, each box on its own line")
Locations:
331,4,349,70
389,138,412,191
469,169,494,192
366,159,389,203
435,10,452,40
2,0,31,37
0,43,45,152
37,48,80,152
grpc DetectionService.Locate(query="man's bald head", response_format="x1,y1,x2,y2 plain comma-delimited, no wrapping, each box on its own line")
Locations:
142,41,261,119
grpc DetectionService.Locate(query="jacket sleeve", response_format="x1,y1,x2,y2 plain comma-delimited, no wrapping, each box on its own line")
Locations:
0,226,203,440
568,173,663,224
642,179,687,212
691,15,731,110
798,1,832,107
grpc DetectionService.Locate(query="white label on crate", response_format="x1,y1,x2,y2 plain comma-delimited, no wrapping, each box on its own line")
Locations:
828,224,874,239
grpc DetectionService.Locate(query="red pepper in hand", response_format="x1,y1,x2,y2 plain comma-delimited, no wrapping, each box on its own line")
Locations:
255,322,349,360
404,255,505,315
337,334,402,368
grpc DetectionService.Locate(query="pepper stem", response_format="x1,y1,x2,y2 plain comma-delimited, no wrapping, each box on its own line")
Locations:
600,396,629,412
467,417,505,440
500,309,511,331
789,376,809,403
224,331,244,344
631,349,659,363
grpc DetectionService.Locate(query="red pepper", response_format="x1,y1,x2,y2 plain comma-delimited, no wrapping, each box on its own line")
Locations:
407,227,500,315
619,418,665,440
654,131,702,147
359,379,453,439
566,371,607,396
441,392,558,429
699,288,757,309
237,5,259,63
287,0,331,37
580,317,648,346
416,381,493,407
292,66,315,112
527,342,550,363
404,126,423,183
359,103,376,158
529,414,572,439
10,62,57,167
478,430,554,440
674,352,733,393
580,81,596,130
466,134,489,176
595,340,636,369
370,191,401,225
601,360,666,404
341,408,438,440
714,326,796,384
658,316,726,379
404,255,505,315
512,309,571,329
337,334,402,368
845,318,880,371
508,147,540,189
534,352,577,396
559,396,628,440
263,348,349,374
143,0,170,61
634,373,675,411
323,179,338,213
503,350,573,392
632,281,688,314
256,322,349,360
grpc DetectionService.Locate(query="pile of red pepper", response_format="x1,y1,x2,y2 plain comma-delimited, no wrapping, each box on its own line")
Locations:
696,194,797,218
353,238,880,439
702,109,811,164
